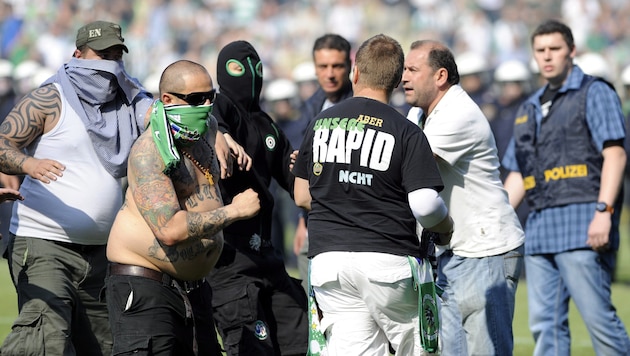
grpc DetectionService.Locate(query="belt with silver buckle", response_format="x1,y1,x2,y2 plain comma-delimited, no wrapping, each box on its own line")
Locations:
109,263,205,293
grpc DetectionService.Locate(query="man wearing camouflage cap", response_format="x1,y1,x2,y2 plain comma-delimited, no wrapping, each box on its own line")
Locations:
0,20,153,355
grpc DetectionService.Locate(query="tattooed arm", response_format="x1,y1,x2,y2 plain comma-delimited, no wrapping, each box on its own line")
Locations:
0,85,66,183
129,133,260,246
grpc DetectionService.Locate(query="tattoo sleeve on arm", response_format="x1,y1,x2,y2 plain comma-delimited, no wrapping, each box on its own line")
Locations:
130,137,181,234
187,208,232,240
0,86,60,174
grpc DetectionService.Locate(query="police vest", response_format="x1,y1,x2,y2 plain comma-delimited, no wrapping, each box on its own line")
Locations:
514,75,604,210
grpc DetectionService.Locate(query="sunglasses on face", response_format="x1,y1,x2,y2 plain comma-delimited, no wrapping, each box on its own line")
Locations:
168,89,216,106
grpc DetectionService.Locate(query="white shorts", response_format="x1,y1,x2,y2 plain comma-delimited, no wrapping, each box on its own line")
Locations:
311,251,430,355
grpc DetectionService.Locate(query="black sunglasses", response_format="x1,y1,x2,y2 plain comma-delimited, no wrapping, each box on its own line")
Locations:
168,89,216,106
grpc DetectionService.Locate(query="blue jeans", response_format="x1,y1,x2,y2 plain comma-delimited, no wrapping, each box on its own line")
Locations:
526,250,630,356
437,245,524,355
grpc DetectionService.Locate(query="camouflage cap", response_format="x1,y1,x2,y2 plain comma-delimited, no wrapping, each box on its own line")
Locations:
75,21,128,53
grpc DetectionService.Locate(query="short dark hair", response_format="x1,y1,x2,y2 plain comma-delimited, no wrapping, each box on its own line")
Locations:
312,34,352,68
531,19,574,51
410,40,459,86
355,34,403,94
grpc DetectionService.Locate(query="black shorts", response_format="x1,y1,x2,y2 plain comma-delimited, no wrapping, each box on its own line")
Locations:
106,274,222,355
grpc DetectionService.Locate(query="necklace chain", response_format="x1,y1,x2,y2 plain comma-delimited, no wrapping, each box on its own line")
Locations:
181,137,215,185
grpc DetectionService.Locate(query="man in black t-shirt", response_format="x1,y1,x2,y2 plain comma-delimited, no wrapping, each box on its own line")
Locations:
293,34,454,356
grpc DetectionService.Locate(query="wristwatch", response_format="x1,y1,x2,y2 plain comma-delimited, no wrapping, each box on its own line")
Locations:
595,202,614,214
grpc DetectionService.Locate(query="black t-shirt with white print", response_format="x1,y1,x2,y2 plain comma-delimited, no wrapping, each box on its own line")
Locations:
293,96,443,258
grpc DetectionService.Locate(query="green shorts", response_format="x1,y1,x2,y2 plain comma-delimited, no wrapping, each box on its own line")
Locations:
1,235,111,356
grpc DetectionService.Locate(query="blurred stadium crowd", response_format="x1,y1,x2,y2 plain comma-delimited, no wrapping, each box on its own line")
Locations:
2,0,630,265
1,0,630,105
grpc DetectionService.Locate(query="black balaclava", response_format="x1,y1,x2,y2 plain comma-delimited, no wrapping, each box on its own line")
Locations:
217,40,263,112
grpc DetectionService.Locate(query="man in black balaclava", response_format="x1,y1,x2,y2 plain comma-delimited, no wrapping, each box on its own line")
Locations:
206,40,308,356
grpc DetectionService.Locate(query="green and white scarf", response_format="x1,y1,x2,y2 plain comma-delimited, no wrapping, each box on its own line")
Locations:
149,100,213,174
307,260,328,356
408,256,440,354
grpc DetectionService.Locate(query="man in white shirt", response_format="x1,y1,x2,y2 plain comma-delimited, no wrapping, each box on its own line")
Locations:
402,40,525,355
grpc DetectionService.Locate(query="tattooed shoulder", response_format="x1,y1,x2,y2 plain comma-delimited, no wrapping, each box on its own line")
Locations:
29,85,62,124
0,85,61,147
129,135,162,178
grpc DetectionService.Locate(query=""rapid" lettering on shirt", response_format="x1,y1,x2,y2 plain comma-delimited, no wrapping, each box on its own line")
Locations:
312,122,394,171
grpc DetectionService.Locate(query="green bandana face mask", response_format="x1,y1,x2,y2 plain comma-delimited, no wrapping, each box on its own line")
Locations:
165,104,213,143
150,100,213,174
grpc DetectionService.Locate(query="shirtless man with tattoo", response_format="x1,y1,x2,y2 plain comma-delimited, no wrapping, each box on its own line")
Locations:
105,60,260,355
